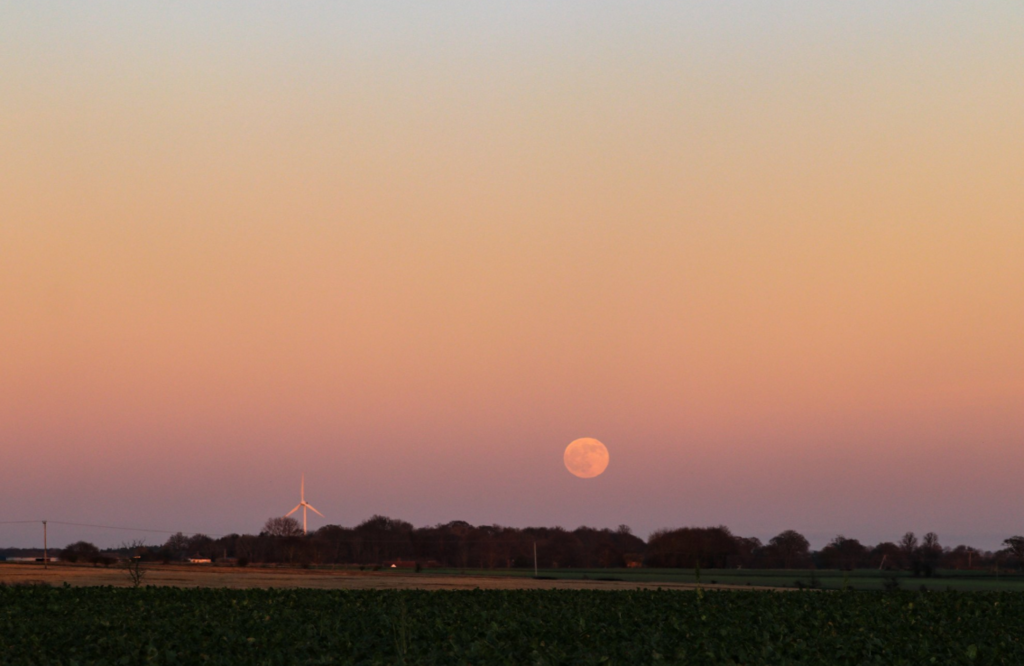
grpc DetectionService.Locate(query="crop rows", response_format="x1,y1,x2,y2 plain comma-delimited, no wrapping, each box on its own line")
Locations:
2,586,1022,665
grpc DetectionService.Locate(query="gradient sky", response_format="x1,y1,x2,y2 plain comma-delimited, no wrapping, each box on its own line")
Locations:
2,2,1023,550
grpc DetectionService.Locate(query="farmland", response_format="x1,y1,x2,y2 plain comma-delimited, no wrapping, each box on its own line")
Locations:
3,585,1023,665
5,562,1024,593
0,563,764,591
429,568,1024,593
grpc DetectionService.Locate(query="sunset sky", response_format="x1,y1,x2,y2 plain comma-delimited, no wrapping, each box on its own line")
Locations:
2,2,1023,550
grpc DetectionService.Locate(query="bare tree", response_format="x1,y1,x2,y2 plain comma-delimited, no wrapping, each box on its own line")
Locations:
263,516,303,538
899,532,918,569
919,532,942,576
121,540,147,588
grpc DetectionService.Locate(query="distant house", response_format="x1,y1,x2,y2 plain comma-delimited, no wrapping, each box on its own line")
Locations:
382,559,439,569
624,554,644,568
187,558,212,564
383,560,417,569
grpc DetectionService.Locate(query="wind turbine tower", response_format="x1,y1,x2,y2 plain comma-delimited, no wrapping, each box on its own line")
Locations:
286,474,324,535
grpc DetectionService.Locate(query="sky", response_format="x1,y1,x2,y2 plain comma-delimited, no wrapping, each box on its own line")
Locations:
2,2,1023,550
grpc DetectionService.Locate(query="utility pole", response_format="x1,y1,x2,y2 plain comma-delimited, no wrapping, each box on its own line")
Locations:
533,542,538,577
43,521,48,570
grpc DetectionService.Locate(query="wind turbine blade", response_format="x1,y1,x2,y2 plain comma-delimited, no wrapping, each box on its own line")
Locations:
286,504,302,516
306,504,325,518
301,474,305,502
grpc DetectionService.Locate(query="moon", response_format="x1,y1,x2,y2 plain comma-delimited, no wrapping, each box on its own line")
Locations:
563,438,609,479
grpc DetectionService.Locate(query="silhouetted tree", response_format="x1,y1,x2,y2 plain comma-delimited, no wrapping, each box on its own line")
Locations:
1003,536,1024,570
767,530,810,568
263,516,303,538
899,532,919,570
544,528,584,568
61,541,100,564
917,532,942,576
869,542,901,570
234,535,261,563
347,515,415,564
646,526,738,568
187,534,217,559
944,545,983,570
820,535,868,570
160,532,191,562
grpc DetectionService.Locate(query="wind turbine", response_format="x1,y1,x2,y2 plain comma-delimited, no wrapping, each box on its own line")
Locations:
285,474,324,535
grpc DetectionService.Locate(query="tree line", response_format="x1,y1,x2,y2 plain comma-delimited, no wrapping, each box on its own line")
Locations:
645,527,1024,576
43,517,1024,574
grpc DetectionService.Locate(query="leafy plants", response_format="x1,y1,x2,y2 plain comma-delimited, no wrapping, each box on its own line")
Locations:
2,587,1023,664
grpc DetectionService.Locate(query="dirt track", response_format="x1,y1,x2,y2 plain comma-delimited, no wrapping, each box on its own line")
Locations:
0,563,775,591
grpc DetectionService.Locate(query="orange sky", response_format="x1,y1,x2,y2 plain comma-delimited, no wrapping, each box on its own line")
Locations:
2,3,1023,548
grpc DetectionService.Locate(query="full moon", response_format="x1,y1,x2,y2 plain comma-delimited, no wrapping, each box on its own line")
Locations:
563,438,610,479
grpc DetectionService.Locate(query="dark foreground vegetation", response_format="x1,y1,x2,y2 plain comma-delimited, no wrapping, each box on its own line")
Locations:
3,585,1023,665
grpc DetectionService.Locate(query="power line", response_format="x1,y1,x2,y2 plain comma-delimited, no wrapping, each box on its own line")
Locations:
1,519,224,539
48,521,226,538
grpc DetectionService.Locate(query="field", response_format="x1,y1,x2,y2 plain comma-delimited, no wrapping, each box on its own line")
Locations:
3,585,1024,665
0,563,765,591
5,562,1024,593
428,568,1024,593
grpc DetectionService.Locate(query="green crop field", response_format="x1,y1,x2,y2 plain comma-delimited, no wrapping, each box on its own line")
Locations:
2,586,1023,665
